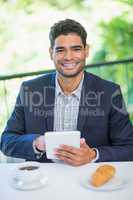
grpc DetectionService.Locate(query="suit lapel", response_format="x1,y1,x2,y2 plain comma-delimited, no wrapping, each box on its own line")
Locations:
77,72,92,134
77,86,87,133
45,73,56,131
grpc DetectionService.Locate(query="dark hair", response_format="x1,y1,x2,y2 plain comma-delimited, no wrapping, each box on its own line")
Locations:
49,19,87,48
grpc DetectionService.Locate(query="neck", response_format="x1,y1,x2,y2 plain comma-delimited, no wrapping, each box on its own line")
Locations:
57,71,84,95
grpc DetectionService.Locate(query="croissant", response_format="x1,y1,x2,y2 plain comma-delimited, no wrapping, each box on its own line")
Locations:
90,165,116,187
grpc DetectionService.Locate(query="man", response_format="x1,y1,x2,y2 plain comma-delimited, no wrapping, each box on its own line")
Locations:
0,19,133,166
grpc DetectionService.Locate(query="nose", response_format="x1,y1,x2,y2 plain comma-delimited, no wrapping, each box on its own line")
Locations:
64,50,73,60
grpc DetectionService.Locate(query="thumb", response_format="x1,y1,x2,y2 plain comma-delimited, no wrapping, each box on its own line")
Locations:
80,138,88,148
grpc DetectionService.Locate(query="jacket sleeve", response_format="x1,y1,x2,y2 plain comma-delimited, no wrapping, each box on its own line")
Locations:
0,83,40,160
97,86,133,162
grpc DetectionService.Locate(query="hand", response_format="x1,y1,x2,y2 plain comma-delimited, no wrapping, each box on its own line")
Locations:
54,138,96,166
33,136,46,152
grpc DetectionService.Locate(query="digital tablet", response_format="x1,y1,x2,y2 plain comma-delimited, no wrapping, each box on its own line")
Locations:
45,131,81,159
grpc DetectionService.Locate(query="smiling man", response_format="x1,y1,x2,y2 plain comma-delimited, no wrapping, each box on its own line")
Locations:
0,19,133,165
50,33,88,78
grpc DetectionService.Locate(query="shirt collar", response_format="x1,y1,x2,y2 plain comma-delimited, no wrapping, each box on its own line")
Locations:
55,72,84,100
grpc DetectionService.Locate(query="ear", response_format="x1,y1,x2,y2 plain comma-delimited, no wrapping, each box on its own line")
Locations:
85,44,89,58
49,47,53,60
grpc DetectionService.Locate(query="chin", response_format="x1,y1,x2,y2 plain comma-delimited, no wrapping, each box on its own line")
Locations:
60,70,83,78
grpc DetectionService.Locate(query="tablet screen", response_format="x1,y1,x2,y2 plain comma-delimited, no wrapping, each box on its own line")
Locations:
45,131,80,159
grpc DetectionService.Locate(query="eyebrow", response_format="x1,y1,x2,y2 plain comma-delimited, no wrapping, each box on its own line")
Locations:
55,45,83,50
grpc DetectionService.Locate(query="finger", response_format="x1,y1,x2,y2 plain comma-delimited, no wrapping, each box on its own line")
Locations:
37,144,45,151
54,150,78,161
80,138,89,148
55,148,84,165
80,138,85,145
36,137,46,151
56,154,80,166
57,145,81,155
64,158,80,166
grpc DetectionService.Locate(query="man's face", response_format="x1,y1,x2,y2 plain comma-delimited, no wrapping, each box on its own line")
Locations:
49,33,89,78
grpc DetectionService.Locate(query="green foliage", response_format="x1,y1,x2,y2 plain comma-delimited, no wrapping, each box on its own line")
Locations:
130,112,133,122
101,17,133,60
94,16,133,61
0,0,83,10
16,0,33,11
92,3,133,119
46,0,83,10
119,0,133,5
92,15,133,91
93,0,133,61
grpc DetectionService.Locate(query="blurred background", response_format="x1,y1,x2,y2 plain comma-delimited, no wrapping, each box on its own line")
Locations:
0,0,133,139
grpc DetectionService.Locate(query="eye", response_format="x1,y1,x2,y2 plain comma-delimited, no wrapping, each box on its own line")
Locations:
75,48,81,51
56,49,64,53
73,48,82,52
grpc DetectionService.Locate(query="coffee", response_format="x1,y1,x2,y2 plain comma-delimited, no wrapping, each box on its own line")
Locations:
19,166,39,171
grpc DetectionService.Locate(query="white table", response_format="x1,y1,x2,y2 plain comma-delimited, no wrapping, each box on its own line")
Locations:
0,162,133,200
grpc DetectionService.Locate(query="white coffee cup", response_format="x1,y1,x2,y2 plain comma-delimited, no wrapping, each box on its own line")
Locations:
14,161,43,183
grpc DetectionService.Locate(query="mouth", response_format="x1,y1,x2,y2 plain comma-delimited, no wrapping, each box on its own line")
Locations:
61,62,79,68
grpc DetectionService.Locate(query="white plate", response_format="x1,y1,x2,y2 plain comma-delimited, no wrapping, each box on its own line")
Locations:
80,175,127,191
10,176,48,191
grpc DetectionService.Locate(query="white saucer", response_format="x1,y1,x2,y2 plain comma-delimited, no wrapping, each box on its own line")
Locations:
10,176,48,190
80,175,127,191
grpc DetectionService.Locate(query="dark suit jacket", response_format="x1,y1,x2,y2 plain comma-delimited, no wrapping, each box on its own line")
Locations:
0,71,133,162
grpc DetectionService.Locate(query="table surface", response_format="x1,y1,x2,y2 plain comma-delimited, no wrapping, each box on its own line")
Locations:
0,161,133,200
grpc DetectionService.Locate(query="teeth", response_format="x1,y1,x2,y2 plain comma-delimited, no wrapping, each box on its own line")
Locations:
63,63,76,67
